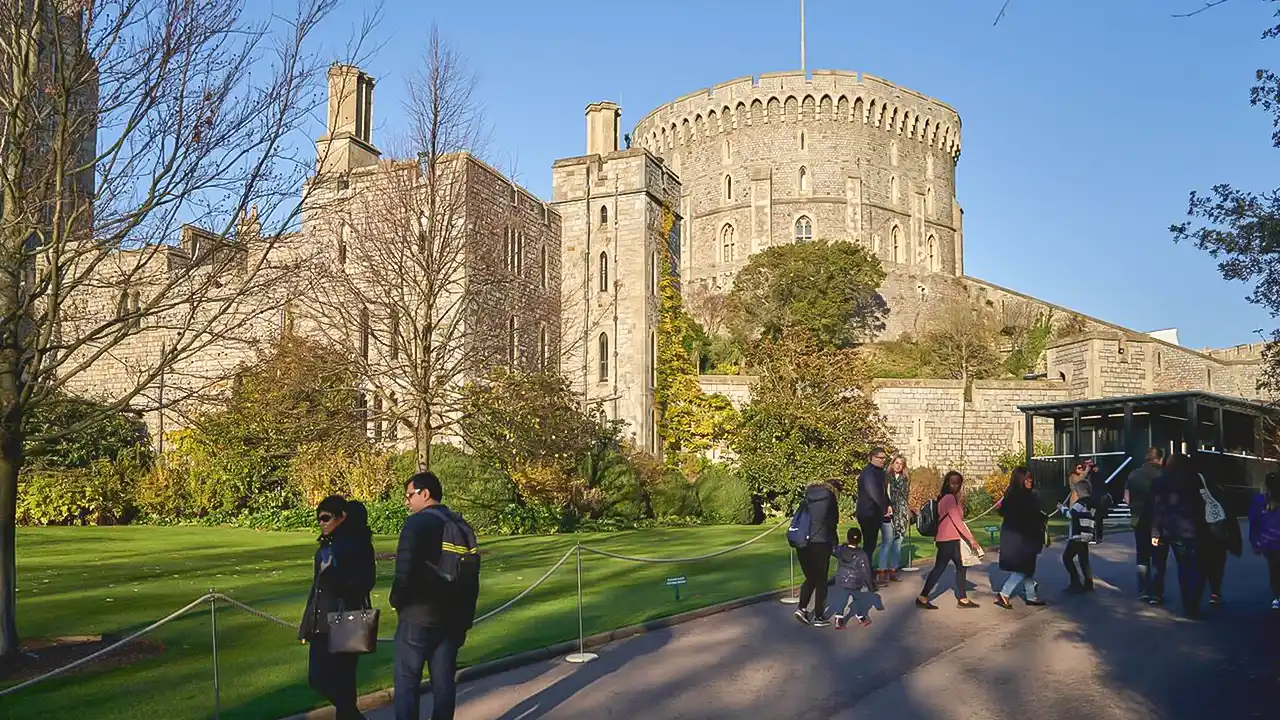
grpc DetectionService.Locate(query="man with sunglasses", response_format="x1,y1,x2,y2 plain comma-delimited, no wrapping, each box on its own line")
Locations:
391,472,468,720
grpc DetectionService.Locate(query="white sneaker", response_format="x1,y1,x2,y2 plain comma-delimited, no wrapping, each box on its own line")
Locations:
1271,598,1279,610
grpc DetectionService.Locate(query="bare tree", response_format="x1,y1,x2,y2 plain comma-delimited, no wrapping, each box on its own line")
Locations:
684,281,731,338
0,0,360,661
923,301,1002,389
304,27,556,471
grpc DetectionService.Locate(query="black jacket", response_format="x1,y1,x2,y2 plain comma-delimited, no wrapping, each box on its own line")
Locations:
391,504,466,629
802,484,839,546
998,488,1047,576
299,504,376,639
855,464,888,522
831,544,875,592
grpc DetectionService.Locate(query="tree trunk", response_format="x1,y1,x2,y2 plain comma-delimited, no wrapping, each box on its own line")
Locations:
415,409,433,472
0,422,22,663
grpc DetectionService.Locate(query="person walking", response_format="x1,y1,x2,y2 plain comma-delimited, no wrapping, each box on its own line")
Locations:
881,455,911,583
829,527,878,629
994,467,1049,608
1247,472,1280,610
392,472,479,720
916,471,983,610
1087,459,1110,544
299,496,376,720
855,447,890,581
1197,471,1241,606
1150,454,1209,618
1062,463,1096,593
1125,447,1164,600
793,480,840,628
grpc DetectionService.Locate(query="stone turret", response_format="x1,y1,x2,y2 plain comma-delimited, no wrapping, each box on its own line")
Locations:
315,64,381,175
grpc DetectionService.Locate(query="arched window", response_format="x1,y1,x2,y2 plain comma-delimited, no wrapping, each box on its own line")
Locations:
724,174,733,201
538,324,548,371
723,138,732,162
600,204,608,226
721,225,735,263
926,186,935,217
890,140,899,167
927,235,938,272
890,176,899,205
794,216,813,242
514,230,524,275
597,332,609,381
359,306,370,361
798,166,808,193
799,131,806,150
891,226,902,264
598,251,609,292
508,316,518,363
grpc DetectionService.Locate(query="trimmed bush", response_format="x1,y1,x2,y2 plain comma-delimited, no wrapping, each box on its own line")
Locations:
24,396,152,470
649,469,699,518
695,464,754,524
17,452,147,526
591,450,648,524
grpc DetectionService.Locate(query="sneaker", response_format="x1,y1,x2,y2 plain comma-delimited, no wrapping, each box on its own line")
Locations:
811,615,831,628
1147,597,1164,606
1209,594,1221,605
1271,598,1279,610
1025,599,1047,607
833,616,845,630
1138,594,1150,603
793,608,811,626
857,615,872,628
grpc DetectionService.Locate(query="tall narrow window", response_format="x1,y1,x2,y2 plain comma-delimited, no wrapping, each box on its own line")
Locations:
338,224,349,265
116,290,129,319
722,138,732,162
794,216,813,242
508,316,518,363
798,166,808,193
538,324,548,371
927,235,938,272
387,392,397,441
890,176,899,205
721,225,736,264
515,230,524,275
890,139,899,167
540,245,548,289
372,395,383,442
891,226,903,264
598,332,609,381
650,250,659,296
503,227,512,271
926,186,936,217
359,307,370,361
600,204,608,226
389,308,400,360
724,174,733,201
650,331,657,388
799,131,806,150
598,251,609,292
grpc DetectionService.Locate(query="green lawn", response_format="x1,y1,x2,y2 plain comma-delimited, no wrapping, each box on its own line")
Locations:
0,517,1043,719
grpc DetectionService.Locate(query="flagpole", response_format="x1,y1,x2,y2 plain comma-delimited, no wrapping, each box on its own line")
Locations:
800,0,807,76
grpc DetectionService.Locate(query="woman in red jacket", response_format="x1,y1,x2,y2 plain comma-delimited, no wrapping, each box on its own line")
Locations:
917,471,984,610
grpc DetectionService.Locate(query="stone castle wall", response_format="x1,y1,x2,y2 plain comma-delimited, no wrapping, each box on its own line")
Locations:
630,71,962,294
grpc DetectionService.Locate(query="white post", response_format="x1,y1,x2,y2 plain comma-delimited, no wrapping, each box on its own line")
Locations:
565,545,597,664
780,548,800,604
209,590,221,719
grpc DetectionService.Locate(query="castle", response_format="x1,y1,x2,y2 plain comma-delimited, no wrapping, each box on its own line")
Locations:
71,64,1269,475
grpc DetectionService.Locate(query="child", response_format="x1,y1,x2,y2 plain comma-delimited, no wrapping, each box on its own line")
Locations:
829,527,877,629
1062,476,1096,593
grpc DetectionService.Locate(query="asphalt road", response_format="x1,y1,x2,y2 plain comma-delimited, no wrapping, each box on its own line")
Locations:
372,530,1280,720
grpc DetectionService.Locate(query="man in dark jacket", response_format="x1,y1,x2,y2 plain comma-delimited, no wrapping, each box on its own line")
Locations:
392,472,467,720
855,447,890,575
793,481,839,627
1125,447,1164,599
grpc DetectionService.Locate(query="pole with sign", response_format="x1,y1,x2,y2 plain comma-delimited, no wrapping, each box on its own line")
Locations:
665,575,687,601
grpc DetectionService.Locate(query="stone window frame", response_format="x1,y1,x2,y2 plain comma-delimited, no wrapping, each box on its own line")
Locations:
539,244,548,289
926,233,938,272
724,173,733,202
798,165,809,194
538,323,549,371
598,250,609,293
722,137,732,163
890,139,899,167
597,332,610,382
721,224,736,264
891,224,903,264
890,175,899,205
508,315,518,364
599,203,608,226
794,215,813,243
798,129,807,151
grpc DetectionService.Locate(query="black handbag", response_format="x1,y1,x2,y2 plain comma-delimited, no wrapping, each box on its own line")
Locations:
326,597,379,654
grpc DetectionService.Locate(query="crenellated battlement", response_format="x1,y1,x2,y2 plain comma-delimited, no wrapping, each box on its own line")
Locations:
632,70,962,160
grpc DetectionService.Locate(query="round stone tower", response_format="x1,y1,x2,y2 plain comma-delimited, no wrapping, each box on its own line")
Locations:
631,70,963,293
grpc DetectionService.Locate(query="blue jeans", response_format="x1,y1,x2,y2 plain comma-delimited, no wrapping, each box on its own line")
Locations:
1152,539,1204,615
828,587,872,620
879,522,904,570
999,572,1039,601
393,620,463,720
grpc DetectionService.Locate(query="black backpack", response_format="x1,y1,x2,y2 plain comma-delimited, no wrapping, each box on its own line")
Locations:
916,498,939,537
425,506,481,630
787,503,812,549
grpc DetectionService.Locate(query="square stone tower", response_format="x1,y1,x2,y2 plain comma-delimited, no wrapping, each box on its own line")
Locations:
553,102,682,453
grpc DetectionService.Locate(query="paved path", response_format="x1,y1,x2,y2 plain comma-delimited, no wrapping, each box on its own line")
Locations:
375,531,1280,719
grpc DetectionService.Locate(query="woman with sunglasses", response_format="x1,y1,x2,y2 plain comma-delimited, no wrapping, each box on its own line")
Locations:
299,495,376,719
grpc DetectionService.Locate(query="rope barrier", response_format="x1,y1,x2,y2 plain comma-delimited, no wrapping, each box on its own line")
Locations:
474,546,576,625
578,517,789,563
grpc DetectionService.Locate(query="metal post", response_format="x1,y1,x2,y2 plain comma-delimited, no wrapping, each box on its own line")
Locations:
565,546,597,664
209,591,221,719
780,548,799,604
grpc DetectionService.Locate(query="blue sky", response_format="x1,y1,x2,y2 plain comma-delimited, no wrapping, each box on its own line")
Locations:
310,0,1280,349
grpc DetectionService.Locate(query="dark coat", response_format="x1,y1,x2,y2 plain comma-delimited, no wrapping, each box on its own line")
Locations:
831,544,875,592
854,464,888,522
299,503,376,639
998,487,1047,576
391,503,471,629
802,484,839,546
1151,470,1207,543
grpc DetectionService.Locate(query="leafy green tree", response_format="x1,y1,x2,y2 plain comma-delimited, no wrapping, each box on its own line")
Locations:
922,302,1003,390
24,397,151,471
729,239,887,350
732,330,889,509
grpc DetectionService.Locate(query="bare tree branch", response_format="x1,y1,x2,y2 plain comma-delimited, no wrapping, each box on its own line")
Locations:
994,0,1014,26
1173,0,1233,19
